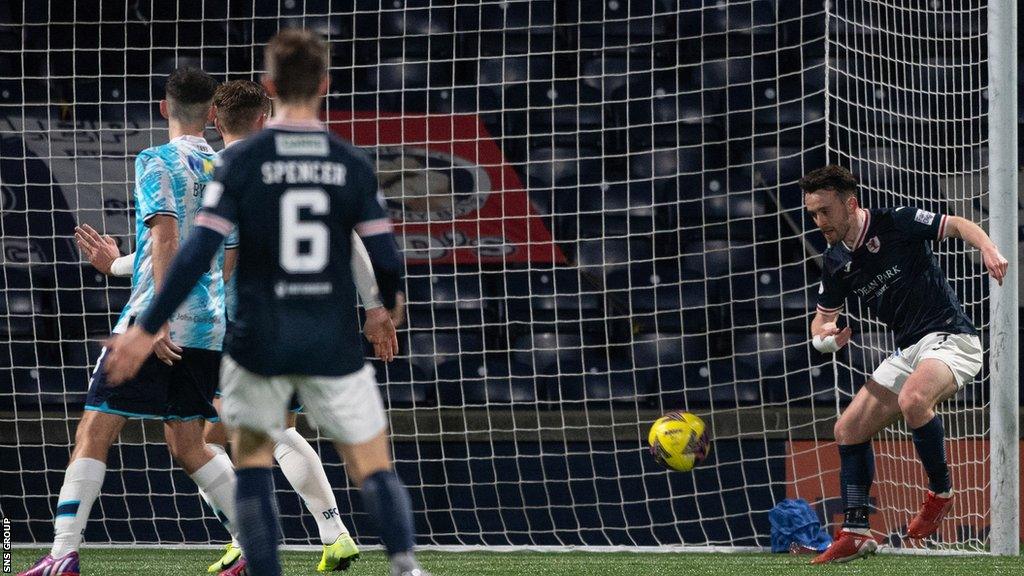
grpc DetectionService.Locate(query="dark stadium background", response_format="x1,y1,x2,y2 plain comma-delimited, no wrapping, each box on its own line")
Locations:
0,0,1019,549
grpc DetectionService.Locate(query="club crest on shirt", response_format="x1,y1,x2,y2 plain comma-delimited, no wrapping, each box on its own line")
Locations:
866,236,880,253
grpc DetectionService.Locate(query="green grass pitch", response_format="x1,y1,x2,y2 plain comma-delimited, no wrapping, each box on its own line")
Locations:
9,548,1021,576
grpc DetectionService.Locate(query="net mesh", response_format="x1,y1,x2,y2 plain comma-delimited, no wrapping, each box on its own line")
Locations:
0,0,992,551
824,0,990,551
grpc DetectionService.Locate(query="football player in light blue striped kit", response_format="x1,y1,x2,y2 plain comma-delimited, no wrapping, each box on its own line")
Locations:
20,67,240,576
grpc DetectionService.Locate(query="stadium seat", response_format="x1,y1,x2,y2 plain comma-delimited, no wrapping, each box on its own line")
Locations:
742,146,827,188
438,355,537,406
456,0,555,56
372,358,433,408
54,265,131,337
605,261,706,333
580,52,656,97
379,2,455,59
631,332,716,409
574,237,652,278
611,70,724,150
569,0,670,51
685,240,756,279
500,268,603,330
361,58,455,112
511,333,585,377
524,145,604,215
571,350,651,405
404,267,489,330
407,330,485,378
0,288,49,340
576,183,659,237
526,80,605,138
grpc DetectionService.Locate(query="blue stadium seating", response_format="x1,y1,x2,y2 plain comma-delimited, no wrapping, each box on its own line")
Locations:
456,0,555,56
605,261,706,333
437,355,538,406
526,80,605,139
576,183,660,236
407,330,485,379
580,53,657,99
53,265,131,337
742,145,827,188
0,286,48,340
499,268,603,330
511,333,585,378
404,266,489,330
359,58,456,112
629,332,733,409
567,0,672,50
568,350,651,405
372,358,433,408
574,238,652,278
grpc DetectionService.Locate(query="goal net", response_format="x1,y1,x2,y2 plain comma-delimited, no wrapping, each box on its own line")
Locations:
0,0,1002,552
823,0,992,551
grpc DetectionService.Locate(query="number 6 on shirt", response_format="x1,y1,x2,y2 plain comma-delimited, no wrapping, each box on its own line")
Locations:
280,188,329,273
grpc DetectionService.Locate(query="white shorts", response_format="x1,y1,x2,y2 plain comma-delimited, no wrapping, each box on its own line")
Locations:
871,332,983,394
219,355,388,445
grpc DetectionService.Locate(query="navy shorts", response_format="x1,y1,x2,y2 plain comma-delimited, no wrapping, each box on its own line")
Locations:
85,347,221,421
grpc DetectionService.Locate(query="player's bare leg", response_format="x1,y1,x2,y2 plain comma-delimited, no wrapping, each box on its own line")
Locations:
18,411,125,576
812,381,900,564
205,397,230,448
900,359,958,539
336,432,429,576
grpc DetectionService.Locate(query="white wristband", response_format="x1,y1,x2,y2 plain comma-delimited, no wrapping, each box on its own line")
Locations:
110,254,134,277
812,334,840,353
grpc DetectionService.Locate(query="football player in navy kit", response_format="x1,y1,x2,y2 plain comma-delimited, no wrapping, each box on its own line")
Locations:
801,165,1009,564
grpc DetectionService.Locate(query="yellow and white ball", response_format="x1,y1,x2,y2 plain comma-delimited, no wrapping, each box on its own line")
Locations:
647,411,710,472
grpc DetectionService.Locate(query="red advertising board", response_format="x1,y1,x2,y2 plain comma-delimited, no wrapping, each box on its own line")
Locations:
326,112,566,265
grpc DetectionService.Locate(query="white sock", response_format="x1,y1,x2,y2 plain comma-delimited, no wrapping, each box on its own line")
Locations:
274,427,348,544
190,453,238,540
51,457,106,558
197,444,239,547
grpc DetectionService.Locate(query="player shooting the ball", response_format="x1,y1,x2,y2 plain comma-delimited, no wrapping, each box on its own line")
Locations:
801,165,1009,564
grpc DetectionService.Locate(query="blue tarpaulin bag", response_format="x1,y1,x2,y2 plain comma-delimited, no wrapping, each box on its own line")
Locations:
769,498,832,553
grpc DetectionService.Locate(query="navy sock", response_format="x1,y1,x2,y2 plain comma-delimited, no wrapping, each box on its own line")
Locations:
839,442,874,529
361,470,415,556
235,467,282,576
912,415,951,494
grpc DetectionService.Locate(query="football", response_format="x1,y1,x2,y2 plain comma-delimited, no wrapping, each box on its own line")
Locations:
647,411,711,472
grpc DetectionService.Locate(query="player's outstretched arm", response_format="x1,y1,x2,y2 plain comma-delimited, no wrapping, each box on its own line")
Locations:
942,216,1010,286
810,309,852,353
75,224,134,277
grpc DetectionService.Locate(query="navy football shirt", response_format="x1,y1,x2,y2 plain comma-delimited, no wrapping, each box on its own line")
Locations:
200,121,396,376
816,207,977,349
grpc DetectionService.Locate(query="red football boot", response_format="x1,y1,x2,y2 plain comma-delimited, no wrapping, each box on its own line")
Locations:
907,491,953,539
810,530,879,564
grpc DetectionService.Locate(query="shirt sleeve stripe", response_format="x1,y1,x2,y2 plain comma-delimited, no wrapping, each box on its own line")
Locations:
142,210,179,222
816,304,844,313
355,218,393,237
937,214,948,240
196,212,234,237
